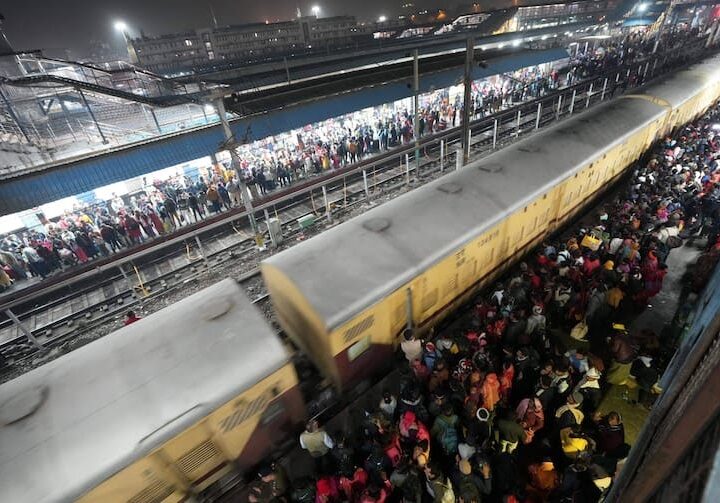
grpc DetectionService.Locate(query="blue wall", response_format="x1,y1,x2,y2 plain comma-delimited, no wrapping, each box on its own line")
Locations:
0,48,567,215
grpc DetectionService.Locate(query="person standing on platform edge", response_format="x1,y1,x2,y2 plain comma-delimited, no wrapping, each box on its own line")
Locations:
300,419,334,474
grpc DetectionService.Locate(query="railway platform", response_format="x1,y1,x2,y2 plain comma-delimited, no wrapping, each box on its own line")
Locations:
229,220,710,502
227,50,720,501
0,37,712,387
4,30,720,503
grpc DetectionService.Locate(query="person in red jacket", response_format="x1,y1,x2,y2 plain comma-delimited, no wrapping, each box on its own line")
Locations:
124,310,141,326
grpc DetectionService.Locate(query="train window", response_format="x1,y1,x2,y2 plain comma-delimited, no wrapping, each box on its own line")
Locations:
348,336,371,361
523,206,528,213
543,194,548,200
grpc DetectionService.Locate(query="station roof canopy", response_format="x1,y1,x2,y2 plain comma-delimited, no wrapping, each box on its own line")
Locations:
0,40,570,215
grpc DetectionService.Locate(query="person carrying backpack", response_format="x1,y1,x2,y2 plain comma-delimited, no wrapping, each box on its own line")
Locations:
431,403,459,457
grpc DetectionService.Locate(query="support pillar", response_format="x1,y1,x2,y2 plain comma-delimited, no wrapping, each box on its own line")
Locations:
322,185,332,223
214,98,258,234
413,49,421,172
492,119,498,149
440,139,445,172
462,37,474,164
405,153,410,185
147,105,162,133
77,87,108,144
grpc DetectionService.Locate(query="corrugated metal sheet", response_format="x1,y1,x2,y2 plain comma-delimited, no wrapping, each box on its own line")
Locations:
0,48,568,215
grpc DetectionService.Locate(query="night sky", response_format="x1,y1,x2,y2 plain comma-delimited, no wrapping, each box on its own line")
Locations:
3,0,440,58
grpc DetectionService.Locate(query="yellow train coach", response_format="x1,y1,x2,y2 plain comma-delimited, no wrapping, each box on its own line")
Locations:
0,279,304,503
261,53,720,390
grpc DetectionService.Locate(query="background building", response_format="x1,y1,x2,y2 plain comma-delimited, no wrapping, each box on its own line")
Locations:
130,16,366,75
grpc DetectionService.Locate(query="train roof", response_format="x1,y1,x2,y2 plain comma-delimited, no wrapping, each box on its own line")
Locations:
636,53,720,108
0,279,288,503
263,96,666,331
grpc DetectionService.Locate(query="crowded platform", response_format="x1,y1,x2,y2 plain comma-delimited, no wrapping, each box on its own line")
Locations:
242,79,720,503
0,34,656,292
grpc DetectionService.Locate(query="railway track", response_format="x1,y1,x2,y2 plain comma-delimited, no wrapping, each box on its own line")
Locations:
0,111,552,376
0,45,703,380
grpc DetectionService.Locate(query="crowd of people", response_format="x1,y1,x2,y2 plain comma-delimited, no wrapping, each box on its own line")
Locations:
0,31,695,292
0,173,243,287
243,69,720,503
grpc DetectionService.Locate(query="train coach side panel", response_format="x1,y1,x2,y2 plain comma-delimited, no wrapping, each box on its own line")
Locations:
75,458,187,503
326,99,670,373
262,97,668,391
208,363,305,472
77,364,302,503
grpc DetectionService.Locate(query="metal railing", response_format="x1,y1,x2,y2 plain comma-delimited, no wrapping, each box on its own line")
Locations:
12,52,191,98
